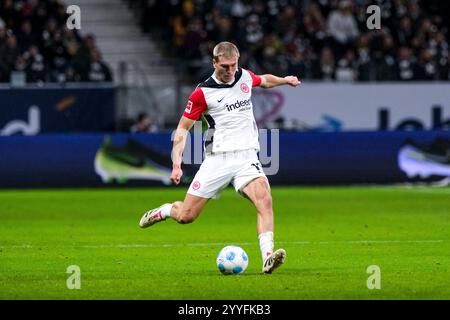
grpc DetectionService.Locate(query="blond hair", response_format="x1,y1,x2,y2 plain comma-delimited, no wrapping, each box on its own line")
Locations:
213,41,240,61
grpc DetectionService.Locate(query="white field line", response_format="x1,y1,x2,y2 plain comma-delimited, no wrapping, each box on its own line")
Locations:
0,240,445,249
372,186,450,194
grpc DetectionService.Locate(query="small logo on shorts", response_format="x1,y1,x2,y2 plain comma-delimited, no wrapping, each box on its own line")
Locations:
192,181,201,190
251,163,262,173
240,83,249,93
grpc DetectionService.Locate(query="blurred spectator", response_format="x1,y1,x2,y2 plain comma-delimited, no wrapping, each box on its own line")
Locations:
303,2,327,51
396,46,418,80
335,49,358,82
47,29,71,82
259,34,286,74
73,34,97,77
355,33,372,81
275,6,298,37
244,14,264,46
416,48,438,80
213,16,234,44
0,33,19,80
327,0,359,58
395,16,415,47
82,49,112,82
182,17,207,60
16,20,36,53
130,112,159,133
24,45,46,82
13,53,27,73
373,33,397,81
316,47,335,81
1,1,16,29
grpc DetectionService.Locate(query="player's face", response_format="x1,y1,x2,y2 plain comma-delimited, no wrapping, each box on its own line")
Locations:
213,56,238,83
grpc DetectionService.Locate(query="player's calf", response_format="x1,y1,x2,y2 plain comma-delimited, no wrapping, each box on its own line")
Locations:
171,197,207,224
174,202,199,224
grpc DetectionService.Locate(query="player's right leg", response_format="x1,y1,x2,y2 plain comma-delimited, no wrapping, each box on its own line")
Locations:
139,194,208,228
168,194,209,224
139,154,231,228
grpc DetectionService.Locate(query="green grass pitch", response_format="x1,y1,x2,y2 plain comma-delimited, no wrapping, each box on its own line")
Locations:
0,186,449,299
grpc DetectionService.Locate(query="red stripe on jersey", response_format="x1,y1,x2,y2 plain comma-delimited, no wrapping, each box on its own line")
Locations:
244,68,262,87
183,87,207,120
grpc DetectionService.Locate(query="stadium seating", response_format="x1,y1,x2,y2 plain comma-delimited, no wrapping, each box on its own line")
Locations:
129,0,450,83
0,0,113,83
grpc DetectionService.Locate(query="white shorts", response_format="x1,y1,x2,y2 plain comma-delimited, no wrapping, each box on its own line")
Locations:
187,149,268,199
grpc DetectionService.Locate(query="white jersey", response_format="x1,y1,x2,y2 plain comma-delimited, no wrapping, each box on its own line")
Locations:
183,68,262,154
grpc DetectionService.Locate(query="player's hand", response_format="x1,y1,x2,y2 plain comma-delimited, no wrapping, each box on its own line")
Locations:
171,166,183,185
285,76,301,87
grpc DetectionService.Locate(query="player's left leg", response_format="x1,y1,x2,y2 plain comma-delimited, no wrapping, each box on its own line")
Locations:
240,176,286,274
139,194,209,228
140,152,231,228
167,193,209,224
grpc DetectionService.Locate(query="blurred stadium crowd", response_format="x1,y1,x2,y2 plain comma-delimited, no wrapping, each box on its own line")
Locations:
0,0,112,83
134,0,450,83
2,0,449,84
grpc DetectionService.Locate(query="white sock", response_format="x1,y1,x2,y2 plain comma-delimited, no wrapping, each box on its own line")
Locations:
258,231,274,261
160,203,173,218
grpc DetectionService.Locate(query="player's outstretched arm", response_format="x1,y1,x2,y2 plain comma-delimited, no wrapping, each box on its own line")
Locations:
259,74,301,89
171,116,196,185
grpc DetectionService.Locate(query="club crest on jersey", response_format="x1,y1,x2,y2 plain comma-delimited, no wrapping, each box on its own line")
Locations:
192,181,201,190
240,83,250,93
185,100,193,114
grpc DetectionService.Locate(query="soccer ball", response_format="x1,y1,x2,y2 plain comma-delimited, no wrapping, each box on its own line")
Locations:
216,245,248,275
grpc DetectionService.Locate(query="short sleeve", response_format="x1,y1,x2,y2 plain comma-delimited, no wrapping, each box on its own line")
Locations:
183,87,207,120
245,69,262,87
